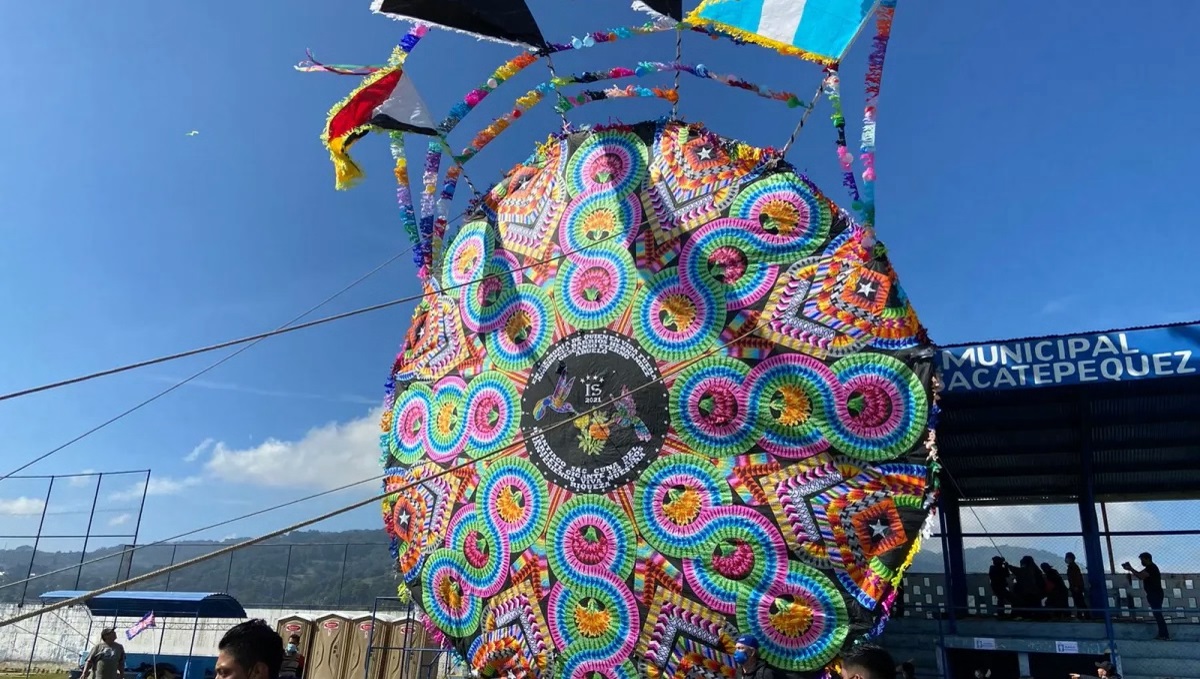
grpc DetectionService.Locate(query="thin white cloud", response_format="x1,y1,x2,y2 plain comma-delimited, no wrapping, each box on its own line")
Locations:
1040,295,1078,316
0,497,46,516
110,476,203,502
108,513,133,527
205,407,383,488
68,470,98,488
185,438,215,463
149,376,377,406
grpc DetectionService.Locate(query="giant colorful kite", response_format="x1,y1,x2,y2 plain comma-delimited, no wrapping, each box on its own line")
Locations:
304,1,939,677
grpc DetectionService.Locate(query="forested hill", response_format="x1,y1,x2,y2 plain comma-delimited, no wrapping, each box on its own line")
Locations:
0,529,1067,608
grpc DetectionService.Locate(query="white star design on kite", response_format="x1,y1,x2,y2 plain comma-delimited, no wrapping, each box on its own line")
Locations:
697,146,713,160
857,280,876,297
397,511,410,526
869,519,889,538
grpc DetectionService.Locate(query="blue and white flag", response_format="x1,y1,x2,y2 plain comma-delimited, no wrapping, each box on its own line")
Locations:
126,611,156,641
687,0,880,63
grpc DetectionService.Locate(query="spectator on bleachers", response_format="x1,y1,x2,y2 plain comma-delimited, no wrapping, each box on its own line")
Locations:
897,660,916,679
1069,659,1120,679
1012,556,1046,620
1041,562,1070,618
1123,552,1170,640
1065,552,1090,619
989,556,1012,618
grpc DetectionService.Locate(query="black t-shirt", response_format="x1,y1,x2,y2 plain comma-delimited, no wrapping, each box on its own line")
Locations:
1143,563,1164,597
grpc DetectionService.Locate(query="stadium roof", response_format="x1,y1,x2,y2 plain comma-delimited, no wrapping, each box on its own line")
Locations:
936,320,1200,503
38,591,247,618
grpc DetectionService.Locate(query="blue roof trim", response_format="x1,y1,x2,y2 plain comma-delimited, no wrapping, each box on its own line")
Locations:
39,591,247,619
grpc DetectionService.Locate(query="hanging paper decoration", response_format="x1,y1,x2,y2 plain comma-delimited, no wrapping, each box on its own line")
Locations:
321,31,436,190
686,0,880,64
370,0,548,48
380,121,936,678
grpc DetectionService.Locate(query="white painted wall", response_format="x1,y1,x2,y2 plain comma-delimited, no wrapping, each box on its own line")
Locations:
0,605,375,667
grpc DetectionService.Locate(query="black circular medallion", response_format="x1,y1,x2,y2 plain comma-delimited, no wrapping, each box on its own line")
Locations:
520,330,670,493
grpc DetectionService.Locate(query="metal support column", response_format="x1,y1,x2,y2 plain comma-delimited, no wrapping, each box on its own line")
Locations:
20,478,55,603
75,475,104,589
939,492,969,621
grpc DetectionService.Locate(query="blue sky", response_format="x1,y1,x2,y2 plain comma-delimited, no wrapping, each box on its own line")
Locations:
1,1,1198,573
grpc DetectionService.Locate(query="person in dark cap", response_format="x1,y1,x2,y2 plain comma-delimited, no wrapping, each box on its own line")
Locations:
1123,552,1169,640
733,634,774,679
1069,660,1120,679
841,645,897,679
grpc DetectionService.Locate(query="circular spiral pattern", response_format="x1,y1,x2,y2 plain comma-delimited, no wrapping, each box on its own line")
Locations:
461,253,519,333
680,507,789,615
558,192,642,254
426,377,468,463
546,496,639,679
633,268,723,362
747,353,927,461
554,242,637,330
477,457,549,553
387,383,432,465
464,371,520,456
442,220,494,288
486,284,553,373
669,357,758,457
730,173,831,263
634,454,731,556
736,564,848,671
680,219,780,310
422,551,484,637
564,130,648,199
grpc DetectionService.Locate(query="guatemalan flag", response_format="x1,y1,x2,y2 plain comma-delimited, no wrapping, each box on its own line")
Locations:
126,612,156,641
687,0,880,63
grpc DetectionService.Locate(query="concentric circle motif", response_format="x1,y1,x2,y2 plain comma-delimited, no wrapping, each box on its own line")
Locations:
736,563,848,671
486,284,553,373
378,121,936,677
633,267,724,363
680,219,779,309
478,457,549,553
554,242,636,330
442,220,494,288
387,383,432,465
558,191,643,253
730,173,832,263
564,130,648,199
426,377,467,463
634,454,731,556
520,330,670,494
463,372,520,456
668,357,758,457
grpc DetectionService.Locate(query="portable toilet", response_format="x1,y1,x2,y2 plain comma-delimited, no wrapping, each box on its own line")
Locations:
342,615,389,679
383,619,428,679
308,614,351,679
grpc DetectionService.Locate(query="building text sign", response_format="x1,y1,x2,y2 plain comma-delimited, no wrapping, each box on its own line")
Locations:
940,325,1200,393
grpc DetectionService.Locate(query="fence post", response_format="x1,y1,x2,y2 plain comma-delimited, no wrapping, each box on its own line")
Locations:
336,543,350,606
75,473,104,589
20,477,55,604
281,545,293,605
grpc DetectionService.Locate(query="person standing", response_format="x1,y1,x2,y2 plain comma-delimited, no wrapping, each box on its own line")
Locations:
279,634,305,679
1123,552,1169,640
1041,563,1070,619
81,628,125,679
1065,553,1089,619
733,635,775,679
989,556,1012,618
